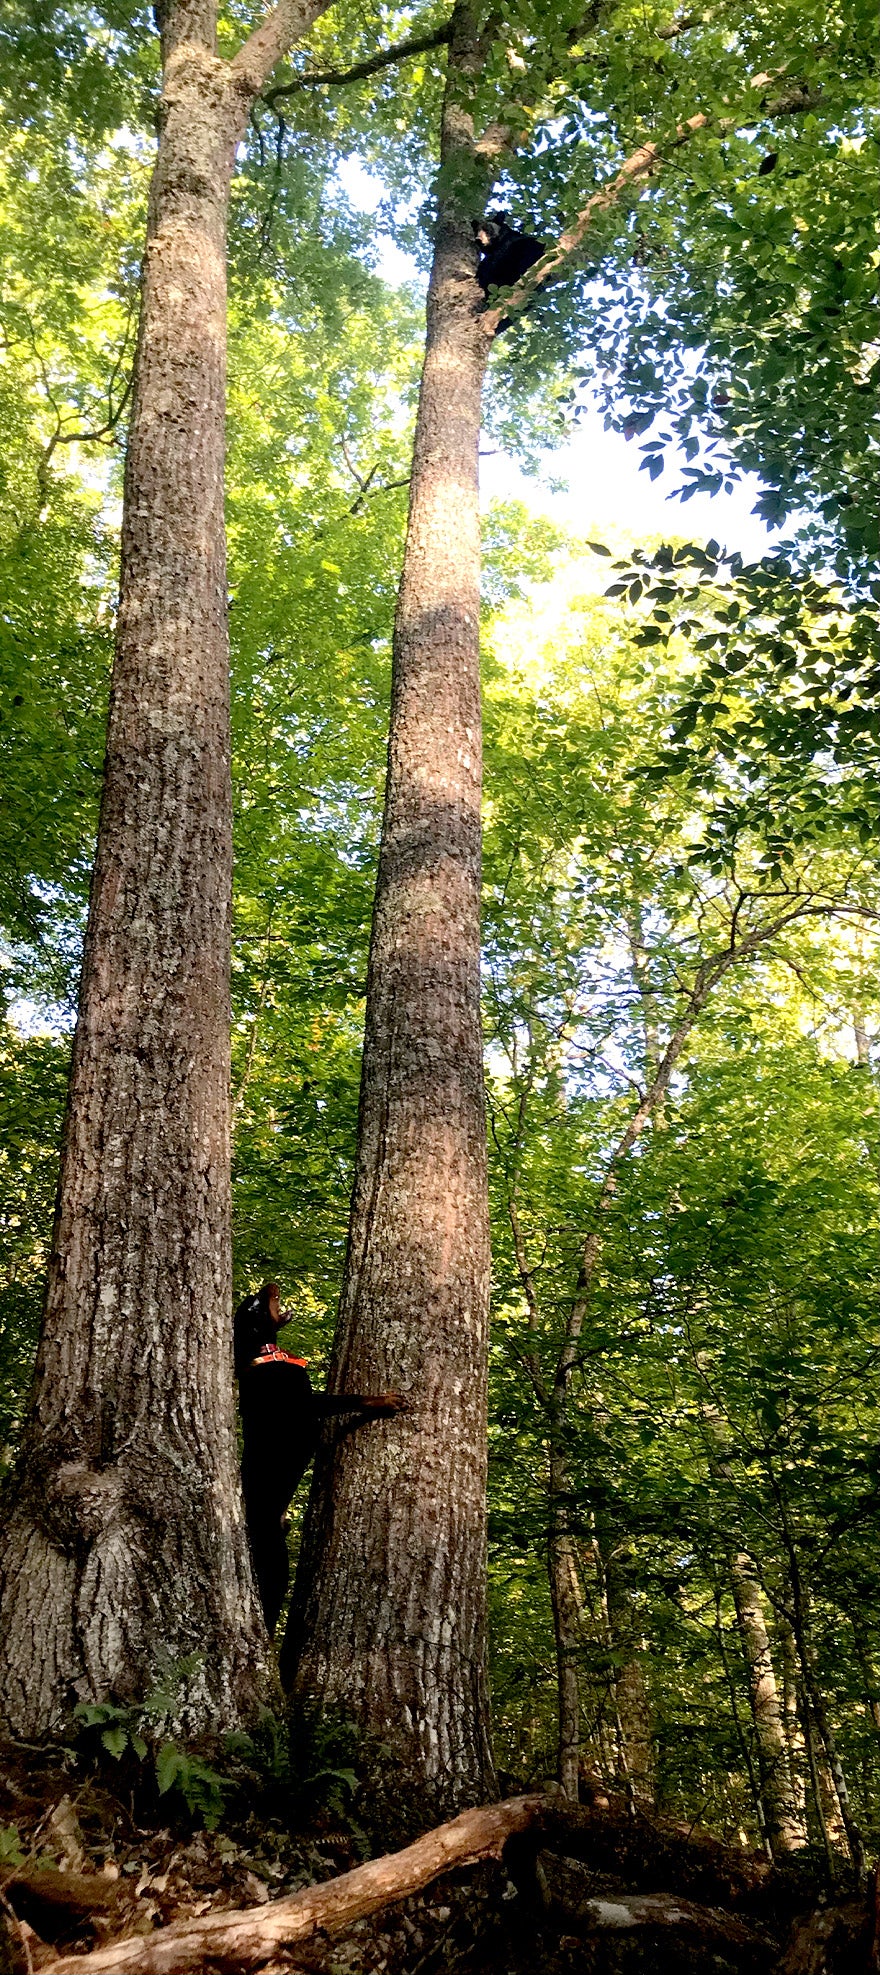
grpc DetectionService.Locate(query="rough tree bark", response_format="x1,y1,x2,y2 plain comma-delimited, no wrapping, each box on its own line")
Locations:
281,3,499,1816
0,0,332,1740
730,1553,807,1856
604,1538,654,1802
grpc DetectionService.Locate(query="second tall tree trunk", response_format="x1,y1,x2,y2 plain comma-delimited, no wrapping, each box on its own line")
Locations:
284,11,497,1818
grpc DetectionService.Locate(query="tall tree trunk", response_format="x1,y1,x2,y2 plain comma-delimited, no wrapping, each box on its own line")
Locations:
713,1585,774,1862
547,1444,584,1800
0,0,330,1740
780,1525,864,1873
605,1540,654,1803
780,1620,809,1827
729,1554,806,1855
700,1407,805,1855
282,6,497,1817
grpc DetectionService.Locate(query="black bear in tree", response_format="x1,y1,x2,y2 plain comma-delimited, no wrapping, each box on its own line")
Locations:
474,211,546,296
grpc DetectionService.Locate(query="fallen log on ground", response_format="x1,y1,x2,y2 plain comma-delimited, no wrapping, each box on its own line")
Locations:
536,1853,771,1965
41,1786,795,1975
47,1794,553,1975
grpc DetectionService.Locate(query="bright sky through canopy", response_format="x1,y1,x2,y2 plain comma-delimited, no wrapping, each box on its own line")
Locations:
338,159,784,564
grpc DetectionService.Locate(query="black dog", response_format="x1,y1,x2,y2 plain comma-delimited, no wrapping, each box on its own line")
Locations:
234,1285,401,1634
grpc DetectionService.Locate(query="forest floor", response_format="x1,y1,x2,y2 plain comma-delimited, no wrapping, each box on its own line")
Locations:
0,1743,875,1975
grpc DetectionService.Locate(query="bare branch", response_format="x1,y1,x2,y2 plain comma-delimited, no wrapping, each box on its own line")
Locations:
263,22,451,108
257,108,288,256
34,318,137,505
340,437,371,491
347,471,411,515
44,367,135,458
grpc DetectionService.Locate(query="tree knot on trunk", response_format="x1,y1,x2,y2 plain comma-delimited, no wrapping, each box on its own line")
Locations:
163,44,229,105
48,1461,125,1547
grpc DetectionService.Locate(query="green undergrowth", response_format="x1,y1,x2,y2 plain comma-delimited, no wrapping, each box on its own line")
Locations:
70,1675,370,1841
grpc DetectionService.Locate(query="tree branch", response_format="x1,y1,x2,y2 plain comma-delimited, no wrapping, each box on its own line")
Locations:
508,1194,550,1405
263,22,452,107
41,368,135,461
553,893,832,1387
229,0,337,102
49,1796,552,1975
655,11,706,39
480,74,820,333
346,468,412,515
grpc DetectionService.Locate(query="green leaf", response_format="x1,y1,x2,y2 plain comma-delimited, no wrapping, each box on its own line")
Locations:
101,1724,129,1759
0,1826,24,1867
155,1743,183,1796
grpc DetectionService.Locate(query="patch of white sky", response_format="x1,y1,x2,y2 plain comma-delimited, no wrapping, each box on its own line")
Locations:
336,156,784,565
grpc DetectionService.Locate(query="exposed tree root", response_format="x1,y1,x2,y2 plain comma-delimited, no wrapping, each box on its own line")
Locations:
47,1795,553,1974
